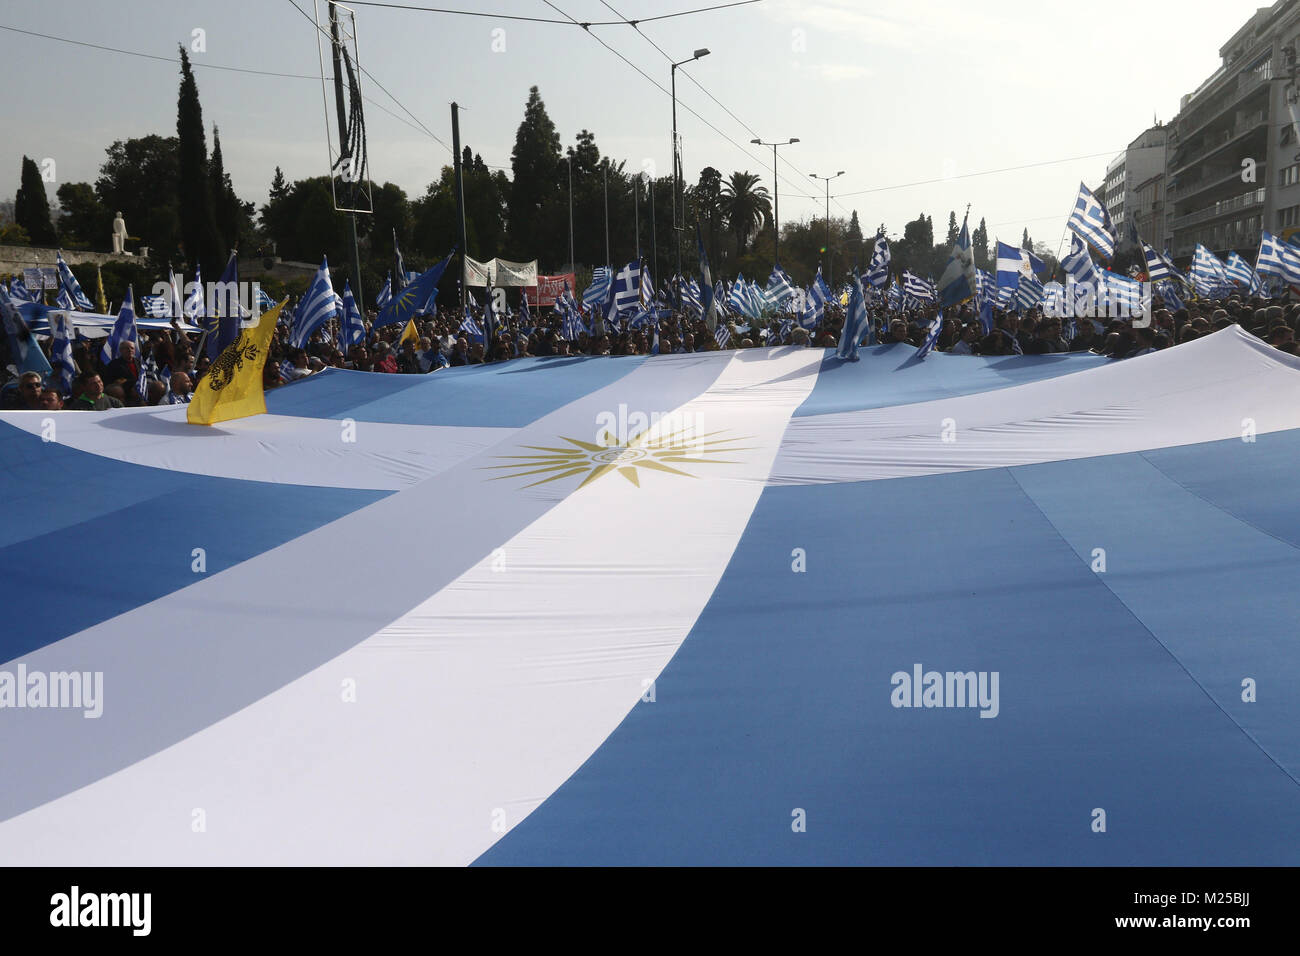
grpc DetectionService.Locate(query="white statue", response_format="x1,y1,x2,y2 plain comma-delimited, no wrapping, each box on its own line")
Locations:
111,212,126,254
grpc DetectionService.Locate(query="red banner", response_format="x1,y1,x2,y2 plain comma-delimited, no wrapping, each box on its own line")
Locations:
525,273,574,307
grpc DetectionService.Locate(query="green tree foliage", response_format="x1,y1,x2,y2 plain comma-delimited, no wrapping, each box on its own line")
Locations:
55,182,109,250
95,136,180,263
176,47,222,275
505,86,561,260
15,156,56,245
946,211,959,246
209,126,255,256
972,217,990,271
1022,228,1033,251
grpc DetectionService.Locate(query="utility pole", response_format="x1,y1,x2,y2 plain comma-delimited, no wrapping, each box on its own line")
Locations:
451,102,469,312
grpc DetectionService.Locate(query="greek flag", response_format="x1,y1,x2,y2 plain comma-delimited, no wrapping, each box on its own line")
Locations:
915,311,944,359
167,267,184,319
56,252,94,311
1043,281,1066,317
835,273,871,361
1223,251,1258,288
340,280,366,351
995,241,1031,291
1192,244,1229,295
765,265,797,309
886,282,904,312
1013,273,1045,311
100,285,139,364
714,324,731,349
1142,243,1179,283
866,234,891,289
459,305,483,343
938,216,978,307
49,310,77,393
681,278,703,318
640,264,654,309
728,274,750,317
1062,233,1102,288
696,225,718,331
184,264,205,322
777,318,794,343
902,271,935,303
139,295,170,318
582,267,613,312
0,288,53,376
8,277,36,304
611,261,642,317
375,273,393,310
558,285,588,342
393,229,406,293
289,257,337,349
800,284,825,331
1158,280,1186,312
1104,272,1142,315
1067,182,1116,258
813,266,834,304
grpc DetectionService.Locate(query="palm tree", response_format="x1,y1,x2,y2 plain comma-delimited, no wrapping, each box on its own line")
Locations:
720,171,771,256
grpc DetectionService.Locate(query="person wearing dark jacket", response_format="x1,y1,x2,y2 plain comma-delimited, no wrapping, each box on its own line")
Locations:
101,340,140,405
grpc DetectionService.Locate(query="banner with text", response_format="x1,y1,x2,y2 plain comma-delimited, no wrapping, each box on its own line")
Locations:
525,273,575,307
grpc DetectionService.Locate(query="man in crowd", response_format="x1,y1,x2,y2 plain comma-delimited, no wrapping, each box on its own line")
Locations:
102,340,141,406
1,371,45,410
68,371,123,410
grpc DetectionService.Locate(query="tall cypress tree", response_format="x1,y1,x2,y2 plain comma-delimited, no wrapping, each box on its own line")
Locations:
209,125,241,257
15,156,56,245
177,47,222,274
505,86,561,260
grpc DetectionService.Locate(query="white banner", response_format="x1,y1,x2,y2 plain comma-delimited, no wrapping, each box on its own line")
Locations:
464,256,494,288
493,259,537,287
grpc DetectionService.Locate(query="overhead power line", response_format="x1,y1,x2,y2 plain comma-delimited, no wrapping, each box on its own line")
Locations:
341,0,764,26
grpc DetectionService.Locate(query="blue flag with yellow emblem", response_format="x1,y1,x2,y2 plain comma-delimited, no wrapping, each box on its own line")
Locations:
374,250,455,330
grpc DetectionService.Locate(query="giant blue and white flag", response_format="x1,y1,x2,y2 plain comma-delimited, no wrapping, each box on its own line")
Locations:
290,257,337,349
1067,182,1116,258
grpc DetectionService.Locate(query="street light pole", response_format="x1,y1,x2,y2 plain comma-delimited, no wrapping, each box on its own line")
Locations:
751,137,798,265
810,170,846,282
672,48,710,302
567,155,575,273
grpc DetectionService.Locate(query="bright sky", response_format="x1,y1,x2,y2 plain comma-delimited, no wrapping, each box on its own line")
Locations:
0,0,1273,258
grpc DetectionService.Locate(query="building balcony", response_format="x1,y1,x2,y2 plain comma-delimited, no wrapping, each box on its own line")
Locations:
1171,161,1266,203
1169,188,1266,231
1169,109,1268,176
1171,68,1270,157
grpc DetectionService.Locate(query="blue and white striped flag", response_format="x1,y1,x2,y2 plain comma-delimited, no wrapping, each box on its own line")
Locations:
340,280,366,351
765,265,797,309
611,261,642,317
582,267,613,312
937,216,977,307
1062,233,1102,287
1158,280,1186,312
1142,243,1179,283
184,263,205,322
375,273,393,310
48,310,77,394
1043,281,1066,317
1067,182,1116,258
138,295,170,318
902,271,935,303
289,257,337,349
1014,273,1045,311
100,285,139,364
865,235,891,289
256,288,275,313
8,277,36,304
915,310,944,359
1223,251,1257,288
1192,244,1229,296
835,272,871,361
56,251,94,311
459,305,484,343
714,324,731,349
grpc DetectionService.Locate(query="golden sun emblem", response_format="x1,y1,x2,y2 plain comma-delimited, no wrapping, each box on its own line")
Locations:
484,427,753,489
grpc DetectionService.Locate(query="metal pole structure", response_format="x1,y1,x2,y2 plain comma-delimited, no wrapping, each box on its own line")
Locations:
451,103,469,312
750,137,799,265
568,156,575,273
649,177,657,291
603,163,610,267
634,174,640,260
810,170,845,283
671,49,709,306
329,3,364,316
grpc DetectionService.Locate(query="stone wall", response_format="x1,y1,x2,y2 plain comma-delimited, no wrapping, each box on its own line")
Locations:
0,245,139,279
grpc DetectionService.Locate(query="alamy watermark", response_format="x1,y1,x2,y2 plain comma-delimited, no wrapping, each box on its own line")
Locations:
890,663,999,718
0,663,103,718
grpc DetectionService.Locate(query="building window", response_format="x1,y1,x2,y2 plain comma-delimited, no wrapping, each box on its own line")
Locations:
1279,204,1300,227
1282,164,1300,187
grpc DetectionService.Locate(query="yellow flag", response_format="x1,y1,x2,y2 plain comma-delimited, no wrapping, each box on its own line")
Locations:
95,266,108,314
187,298,286,426
400,317,418,345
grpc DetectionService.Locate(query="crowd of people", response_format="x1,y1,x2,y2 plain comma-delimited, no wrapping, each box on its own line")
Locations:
2,286,1296,411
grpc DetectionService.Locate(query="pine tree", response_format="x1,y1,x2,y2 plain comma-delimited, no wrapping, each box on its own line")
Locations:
505,86,562,260
847,210,863,245
269,166,289,203
209,125,241,257
972,217,990,271
1022,228,1033,252
946,211,959,246
176,46,223,274
15,156,56,245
